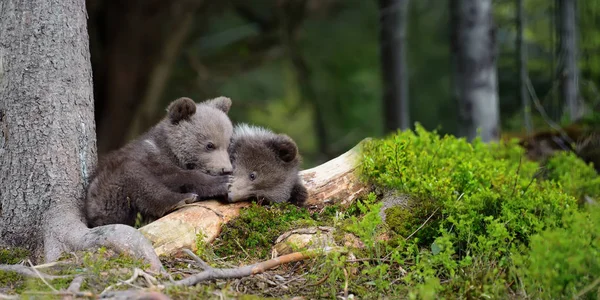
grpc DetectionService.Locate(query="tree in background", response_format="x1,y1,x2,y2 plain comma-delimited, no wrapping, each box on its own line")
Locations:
558,0,582,122
0,0,161,269
379,0,411,132
450,0,500,142
516,0,532,133
79,0,597,166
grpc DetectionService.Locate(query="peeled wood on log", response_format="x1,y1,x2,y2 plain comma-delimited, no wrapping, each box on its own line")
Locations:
138,139,372,257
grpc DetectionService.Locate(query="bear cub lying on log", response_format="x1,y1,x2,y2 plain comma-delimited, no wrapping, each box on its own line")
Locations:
228,124,308,206
85,97,234,227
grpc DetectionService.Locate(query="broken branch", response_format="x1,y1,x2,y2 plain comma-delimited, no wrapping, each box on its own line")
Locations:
172,248,334,286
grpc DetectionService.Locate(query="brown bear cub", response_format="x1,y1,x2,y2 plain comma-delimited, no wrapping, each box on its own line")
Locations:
85,97,234,227
227,124,308,206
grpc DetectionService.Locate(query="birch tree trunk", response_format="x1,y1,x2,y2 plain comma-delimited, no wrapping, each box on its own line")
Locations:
0,0,162,270
379,0,411,132
558,0,582,122
450,0,500,142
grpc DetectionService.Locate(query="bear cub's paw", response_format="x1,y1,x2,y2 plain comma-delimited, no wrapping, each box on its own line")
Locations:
183,193,199,204
195,173,232,201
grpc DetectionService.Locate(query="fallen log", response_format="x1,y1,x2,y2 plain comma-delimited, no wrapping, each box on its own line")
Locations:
138,139,372,257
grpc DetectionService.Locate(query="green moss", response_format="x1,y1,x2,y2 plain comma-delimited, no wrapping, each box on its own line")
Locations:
384,197,438,243
0,270,25,292
0,247,30,264
213,202,317,260
20,276,73,294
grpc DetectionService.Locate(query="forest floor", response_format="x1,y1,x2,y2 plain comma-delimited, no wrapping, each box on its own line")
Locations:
2,127,600,299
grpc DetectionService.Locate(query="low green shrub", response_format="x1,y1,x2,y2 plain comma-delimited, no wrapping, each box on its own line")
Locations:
545,151,600,202
355,124,597,298
514,205,600,299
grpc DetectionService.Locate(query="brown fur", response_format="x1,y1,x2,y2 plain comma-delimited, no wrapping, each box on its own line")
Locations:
85,97,234,227
228,124,308,206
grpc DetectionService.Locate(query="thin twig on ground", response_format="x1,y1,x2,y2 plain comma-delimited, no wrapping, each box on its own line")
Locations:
574,277,600,299
27,260,58,292
235,239,252,260
308,270,331,287
0,264,68,279
405,206,440,240
182,248,211,270
342,268,349,299
173,248,333,286
31,261,65,269
100,267,159,296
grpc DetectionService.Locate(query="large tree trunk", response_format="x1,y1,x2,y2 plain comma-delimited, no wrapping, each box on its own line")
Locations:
516,0,532,134
379,0,410,132
558,0,581,122
0,0,162,270
450,0,500,142
0,0,95,255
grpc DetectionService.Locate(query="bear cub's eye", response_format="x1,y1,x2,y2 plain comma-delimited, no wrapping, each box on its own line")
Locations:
185,163,197,170
249,171,257,181
206,142,215,151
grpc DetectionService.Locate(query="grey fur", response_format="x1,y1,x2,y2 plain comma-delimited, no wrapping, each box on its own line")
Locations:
228,124,308,205
85,96,234,227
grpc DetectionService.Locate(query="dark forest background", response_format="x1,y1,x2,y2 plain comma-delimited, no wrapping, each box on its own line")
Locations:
86,0,599,168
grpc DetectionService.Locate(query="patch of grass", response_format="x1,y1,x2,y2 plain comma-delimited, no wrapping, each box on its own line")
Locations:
7,247,150,296
78,247,149,292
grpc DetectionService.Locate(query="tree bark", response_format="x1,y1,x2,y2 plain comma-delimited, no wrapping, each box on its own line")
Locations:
558,0,581,122
450,0,500,142
0,0,96,255
0,0,163,271
516,0,532,134
379,0,411,132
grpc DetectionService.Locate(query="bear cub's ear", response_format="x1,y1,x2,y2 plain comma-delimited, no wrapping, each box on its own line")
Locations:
267,135,298,163
167,97,197,124
202,96,232,114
